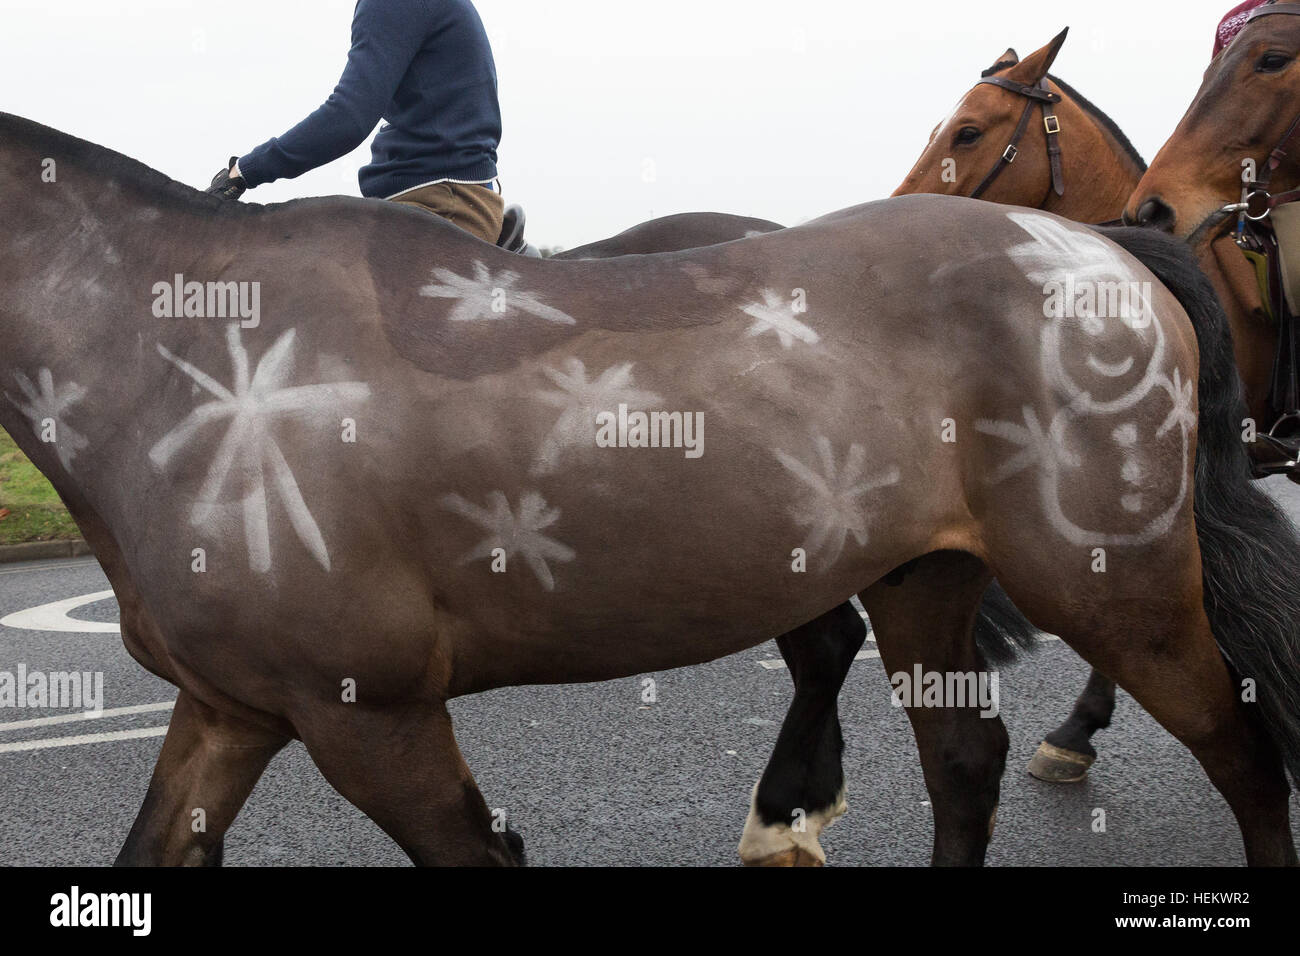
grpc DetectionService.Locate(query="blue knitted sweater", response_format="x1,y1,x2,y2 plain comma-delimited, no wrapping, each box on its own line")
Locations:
239,0,501,198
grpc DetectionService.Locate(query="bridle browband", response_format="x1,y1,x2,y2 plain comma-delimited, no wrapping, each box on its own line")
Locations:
968,75,1065,201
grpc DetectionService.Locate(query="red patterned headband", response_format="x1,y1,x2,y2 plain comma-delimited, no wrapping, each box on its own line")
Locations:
1214,0,1273,57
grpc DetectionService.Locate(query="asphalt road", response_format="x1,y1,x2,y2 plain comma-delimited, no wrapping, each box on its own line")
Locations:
2,479,1300,866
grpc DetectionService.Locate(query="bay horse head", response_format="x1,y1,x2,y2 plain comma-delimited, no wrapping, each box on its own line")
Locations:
893,28,1145,224
1127,1,1300,239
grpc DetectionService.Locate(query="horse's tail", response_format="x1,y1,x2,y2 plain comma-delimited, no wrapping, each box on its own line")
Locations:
1094,224,1300,786
972,581,1040,665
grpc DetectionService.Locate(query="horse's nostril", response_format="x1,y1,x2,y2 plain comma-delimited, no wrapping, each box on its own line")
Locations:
1135,197,1176,232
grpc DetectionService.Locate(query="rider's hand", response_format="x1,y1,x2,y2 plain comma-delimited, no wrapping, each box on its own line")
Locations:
206,156,247,200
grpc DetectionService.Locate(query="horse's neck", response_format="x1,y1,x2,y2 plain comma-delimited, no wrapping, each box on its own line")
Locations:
1041,103,1143,224
2,159,213,361
0,152,207,489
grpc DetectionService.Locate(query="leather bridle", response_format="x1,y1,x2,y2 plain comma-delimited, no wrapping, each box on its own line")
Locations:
1184,2,1300,246
1236,3,1300,214
968,75,1065,201
1212,1,1300,458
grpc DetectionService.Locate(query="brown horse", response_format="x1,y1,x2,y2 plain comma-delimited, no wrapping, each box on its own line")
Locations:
1124,2,1292,436
894,30,1151,785
4,113,1299,866
559,212,784,260
560,30,1159,800
893,29,1145,226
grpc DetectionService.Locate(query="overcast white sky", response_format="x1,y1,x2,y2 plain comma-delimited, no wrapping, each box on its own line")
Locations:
2,0,1229,248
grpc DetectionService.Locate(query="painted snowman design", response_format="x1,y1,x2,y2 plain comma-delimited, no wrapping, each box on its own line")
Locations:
976,212,1196,547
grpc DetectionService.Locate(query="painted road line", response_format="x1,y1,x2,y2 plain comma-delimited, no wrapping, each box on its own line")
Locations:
0,700,175,734
0,559,99,576
758,630,1058,668
0,589,119,633
758,609,878,669
759,648,881,670
0,725,168,755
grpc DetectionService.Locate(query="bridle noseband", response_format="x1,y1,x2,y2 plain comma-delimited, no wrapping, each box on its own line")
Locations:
968,75,1065,201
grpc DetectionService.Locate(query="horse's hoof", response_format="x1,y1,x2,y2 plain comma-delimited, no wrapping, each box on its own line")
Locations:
743,845,825,867
737,781,842,866
1027,741,1094,783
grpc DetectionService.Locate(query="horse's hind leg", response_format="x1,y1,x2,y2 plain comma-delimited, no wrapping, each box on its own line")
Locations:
1040,597,1297,866
861,551,1008,866
738,601,866,866
297,700,522,866
115,690,289,866
1027,670,1117,783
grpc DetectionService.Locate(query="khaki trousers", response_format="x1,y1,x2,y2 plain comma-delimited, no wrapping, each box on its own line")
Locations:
390,181,505,245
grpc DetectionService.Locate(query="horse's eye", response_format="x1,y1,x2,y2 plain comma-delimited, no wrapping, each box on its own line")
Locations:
1257,51,1292,73
955,126,982,145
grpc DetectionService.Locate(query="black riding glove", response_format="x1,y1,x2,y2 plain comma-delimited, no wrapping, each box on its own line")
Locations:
206,156,247,200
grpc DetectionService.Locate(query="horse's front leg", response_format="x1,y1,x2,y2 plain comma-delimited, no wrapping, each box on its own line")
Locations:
738,601,865,866
115,690,290,866
1027,669,1116,783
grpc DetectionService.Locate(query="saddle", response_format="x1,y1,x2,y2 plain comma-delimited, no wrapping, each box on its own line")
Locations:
496,204,542,257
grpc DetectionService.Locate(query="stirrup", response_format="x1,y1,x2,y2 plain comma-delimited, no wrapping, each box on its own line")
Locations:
1249,412,1300,476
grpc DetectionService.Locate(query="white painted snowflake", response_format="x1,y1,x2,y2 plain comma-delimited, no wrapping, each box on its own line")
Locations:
441,490,576,591
1157,367,1196,437
1005,212,1134,286
741,290,819,348
775,437,900,566
149,325,371,573
4,368,88,471
419,260,575,325
531,358,663,474
975,405,1081,484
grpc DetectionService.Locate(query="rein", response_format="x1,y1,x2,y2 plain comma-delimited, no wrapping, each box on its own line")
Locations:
969,76,1065,201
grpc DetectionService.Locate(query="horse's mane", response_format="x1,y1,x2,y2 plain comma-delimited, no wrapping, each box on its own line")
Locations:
1046,74,1147,173
973,63,1147,173
0,111,230,212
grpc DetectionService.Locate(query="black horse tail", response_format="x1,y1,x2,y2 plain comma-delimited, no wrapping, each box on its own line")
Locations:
1090,224,1300,786
972,581,1040,665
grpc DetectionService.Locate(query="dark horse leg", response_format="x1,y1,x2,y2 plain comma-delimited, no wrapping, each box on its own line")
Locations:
115,690,290,866
1009,582,1298,865
738,581,1034,865
861,551,1008,865
738,601,866,866
1027,670,1117,783
297,700,524,866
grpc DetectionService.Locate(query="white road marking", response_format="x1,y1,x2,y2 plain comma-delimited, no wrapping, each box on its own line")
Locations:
0,589,119,633
0,700,174,734
760,611,878,668
0,559,98,576
757,608,1056,669
758,647,880,670
0,725,168,754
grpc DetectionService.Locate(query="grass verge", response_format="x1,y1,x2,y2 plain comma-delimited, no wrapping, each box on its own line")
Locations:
0,428,80,545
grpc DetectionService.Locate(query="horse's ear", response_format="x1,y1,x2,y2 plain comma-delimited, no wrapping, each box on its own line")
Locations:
982,47,1020,76
1004,28,1069,84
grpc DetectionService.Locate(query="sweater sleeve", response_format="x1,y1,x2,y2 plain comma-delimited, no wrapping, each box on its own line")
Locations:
237,0,431,187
